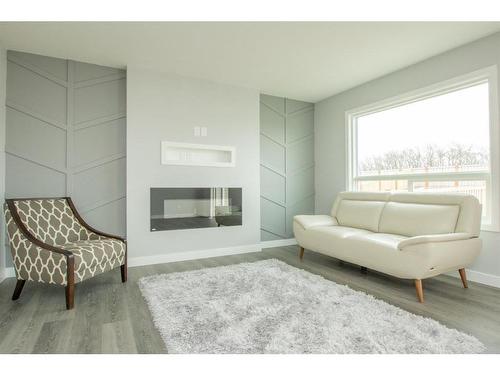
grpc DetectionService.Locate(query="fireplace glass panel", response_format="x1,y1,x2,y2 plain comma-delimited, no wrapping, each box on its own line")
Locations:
150,187,242,231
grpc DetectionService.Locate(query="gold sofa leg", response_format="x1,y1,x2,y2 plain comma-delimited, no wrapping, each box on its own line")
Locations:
299,247,304,260
458,268,468,288
415,279,424,303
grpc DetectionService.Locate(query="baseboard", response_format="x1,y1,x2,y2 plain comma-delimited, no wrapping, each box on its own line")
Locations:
447,268,500,289
128,243,262,268
4,244,499,289
2,266,15,281
261,238,297,248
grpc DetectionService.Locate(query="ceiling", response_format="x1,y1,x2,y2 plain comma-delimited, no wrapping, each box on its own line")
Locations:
1,22,499,102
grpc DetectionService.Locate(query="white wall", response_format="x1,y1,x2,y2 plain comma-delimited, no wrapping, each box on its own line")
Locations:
315,32,500,286
0,46,6,282
126,67,260,264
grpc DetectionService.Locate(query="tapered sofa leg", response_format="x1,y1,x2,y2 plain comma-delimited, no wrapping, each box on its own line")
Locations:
12,280,26,300
121,264,128,283
458,268,468,288
299,247,304,260
415,279,424,303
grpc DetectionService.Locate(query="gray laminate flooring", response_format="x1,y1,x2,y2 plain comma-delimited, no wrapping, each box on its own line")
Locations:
1,245,499,353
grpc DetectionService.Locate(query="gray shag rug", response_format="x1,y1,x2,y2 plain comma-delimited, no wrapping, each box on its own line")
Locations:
138,259,485,354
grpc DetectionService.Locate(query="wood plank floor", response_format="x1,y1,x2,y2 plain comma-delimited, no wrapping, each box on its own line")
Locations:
1,245,499,353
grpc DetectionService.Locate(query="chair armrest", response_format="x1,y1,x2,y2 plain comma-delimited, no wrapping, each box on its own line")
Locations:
398,232,474,250
294,215,337,230
66,197,126,243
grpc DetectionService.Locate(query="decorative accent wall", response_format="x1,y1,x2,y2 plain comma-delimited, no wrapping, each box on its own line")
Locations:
4,51,126,265
0,47,6,280
260,94,314,241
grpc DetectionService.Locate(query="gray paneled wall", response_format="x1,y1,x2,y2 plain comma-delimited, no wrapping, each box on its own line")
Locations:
260,94,314,240
4,51,126,265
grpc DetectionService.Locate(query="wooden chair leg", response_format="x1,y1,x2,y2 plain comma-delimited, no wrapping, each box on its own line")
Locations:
121,264,128,283
299,247,304,260
65,254,75,310
65,284,74,310
12,280,26,300
415,279,424,303
458,268,468,288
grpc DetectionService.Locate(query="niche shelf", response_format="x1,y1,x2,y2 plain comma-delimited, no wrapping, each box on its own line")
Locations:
161,141,236,167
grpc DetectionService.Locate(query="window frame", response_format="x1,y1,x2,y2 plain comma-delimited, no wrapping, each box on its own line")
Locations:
345,66,500,232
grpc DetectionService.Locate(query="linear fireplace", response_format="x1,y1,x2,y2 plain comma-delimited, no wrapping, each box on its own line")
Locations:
150,187,242,231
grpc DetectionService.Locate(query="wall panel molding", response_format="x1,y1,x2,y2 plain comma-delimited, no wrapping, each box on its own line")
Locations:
73,153,126,173
79,195,126,214
5,150,68,174
74,113,126,130
74,73,126,88
6,100,67,129
66,60,75,194
260,94,315,240
5,51,126,267
7,54,68,88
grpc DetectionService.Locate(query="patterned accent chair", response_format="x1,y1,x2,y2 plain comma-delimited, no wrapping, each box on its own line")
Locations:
4,197,127,310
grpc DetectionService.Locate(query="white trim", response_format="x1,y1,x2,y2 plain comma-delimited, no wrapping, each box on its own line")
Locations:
447,268,500,289
128,243,261,268
3,253,499,289
2,267,15,280
0,269,6,284
353,171,489,182
345,65,500,231
261,238,298,248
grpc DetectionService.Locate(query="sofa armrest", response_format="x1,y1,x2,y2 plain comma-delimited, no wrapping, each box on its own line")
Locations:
398,232,474,250
293,215,337,230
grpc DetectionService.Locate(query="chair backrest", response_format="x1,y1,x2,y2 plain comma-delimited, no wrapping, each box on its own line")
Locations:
6,198,93,245
331,191,481,237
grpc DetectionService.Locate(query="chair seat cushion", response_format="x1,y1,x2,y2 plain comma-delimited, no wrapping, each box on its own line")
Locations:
61,239,126,282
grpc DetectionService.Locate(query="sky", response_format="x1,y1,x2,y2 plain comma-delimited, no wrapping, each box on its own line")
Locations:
357,82,490,164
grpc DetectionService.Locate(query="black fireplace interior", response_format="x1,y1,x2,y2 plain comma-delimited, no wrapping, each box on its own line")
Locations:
150,187,242,231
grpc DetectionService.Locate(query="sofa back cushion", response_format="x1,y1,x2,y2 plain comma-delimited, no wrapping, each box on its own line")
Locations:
330,191,481,237
379,201,460,237
336,199,386,232
389,192,481,237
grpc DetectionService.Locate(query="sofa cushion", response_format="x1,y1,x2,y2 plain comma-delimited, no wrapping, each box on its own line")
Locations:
303,225,407,269
379,201,460,237
335,199,385,232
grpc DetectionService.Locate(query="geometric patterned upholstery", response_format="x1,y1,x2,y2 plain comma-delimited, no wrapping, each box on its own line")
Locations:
4,198,126,286
13,199,102,246
61,239,126,282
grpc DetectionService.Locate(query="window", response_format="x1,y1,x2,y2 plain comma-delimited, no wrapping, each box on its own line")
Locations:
346,67,499,231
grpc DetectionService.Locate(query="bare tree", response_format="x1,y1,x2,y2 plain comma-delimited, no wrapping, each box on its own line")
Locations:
360,144,488,173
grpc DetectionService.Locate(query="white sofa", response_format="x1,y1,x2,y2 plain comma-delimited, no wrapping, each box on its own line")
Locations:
293,192,482,302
